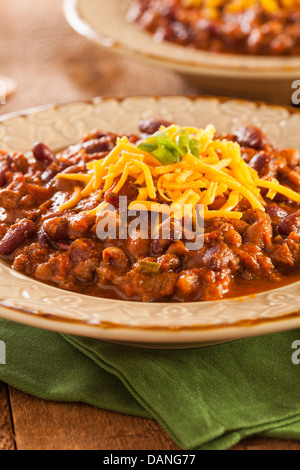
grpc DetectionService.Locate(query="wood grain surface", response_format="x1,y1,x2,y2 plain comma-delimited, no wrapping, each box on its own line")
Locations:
8,387,180,451
0,0,196,116
0,0,300,451
0,382,15,450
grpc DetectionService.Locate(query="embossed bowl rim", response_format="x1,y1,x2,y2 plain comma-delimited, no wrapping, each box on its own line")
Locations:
0,95,300,346
64,0,300,79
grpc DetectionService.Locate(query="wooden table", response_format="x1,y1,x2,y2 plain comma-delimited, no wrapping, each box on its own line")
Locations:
0,0,299,451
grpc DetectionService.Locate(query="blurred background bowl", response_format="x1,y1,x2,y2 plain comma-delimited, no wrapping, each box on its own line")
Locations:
64,0,300,104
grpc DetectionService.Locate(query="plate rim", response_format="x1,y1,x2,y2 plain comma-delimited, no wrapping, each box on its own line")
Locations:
0,300,300,346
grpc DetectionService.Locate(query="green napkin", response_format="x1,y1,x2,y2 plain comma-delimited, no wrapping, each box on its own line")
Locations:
0,318,300,450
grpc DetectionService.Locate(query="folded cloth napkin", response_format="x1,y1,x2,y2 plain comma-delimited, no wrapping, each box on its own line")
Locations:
0,317,300,450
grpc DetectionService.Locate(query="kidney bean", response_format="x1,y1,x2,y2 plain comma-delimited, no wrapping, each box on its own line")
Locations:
157,254,181,272
151,219,182,255
197,18,220,35
0,219,36,256
127,230,150,261
0,155,12,188
249,151,275,177
104,190,119,208
278,211,300,236
0,165,9,188
138,118,172,135
36,228,49,246
242,208,271,225
151,238,173,255
32,143,57,164
265,204,288,219
41,169,58,183
82,130,117,143
82,137,115,155
234,126,268,150
69,212,96,239
103,247,129,269
43,216,69,241
202,243,238,272
0,172,6,188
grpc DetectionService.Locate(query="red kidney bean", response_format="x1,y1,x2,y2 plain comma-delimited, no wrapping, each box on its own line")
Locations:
265,204,288,219
0,155,12,188
0,165,9,188
234,126,268,150
139,118,173,135
32,143,57,164
41,169,58,183
151,238,173,255
151,219,182,255
249,151,275,178
43,217,69,241
242,208,271,225
0,219,36,256
278,211,300,236
202,243,238,272
82,130,117,143
36,228,49,246
103,247,129,269
0,172,6,188
197,17,220,35
82,137,115,155
104,191,119,208
68,212,96,239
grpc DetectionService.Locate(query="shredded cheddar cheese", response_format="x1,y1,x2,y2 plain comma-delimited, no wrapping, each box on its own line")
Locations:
59,187,82,212
56,124,300,224
256,179,300,203
181,0,300,15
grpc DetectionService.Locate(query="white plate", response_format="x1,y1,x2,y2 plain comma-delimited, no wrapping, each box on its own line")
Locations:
0,96,300,348
64,0,300,102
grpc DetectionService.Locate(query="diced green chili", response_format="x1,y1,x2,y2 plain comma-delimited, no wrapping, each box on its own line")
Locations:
137,129,199,165
137,260,161,274
137,143,158,153
152,146,180,165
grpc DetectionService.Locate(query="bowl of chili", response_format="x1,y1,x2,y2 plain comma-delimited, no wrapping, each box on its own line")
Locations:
0,96,300,347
